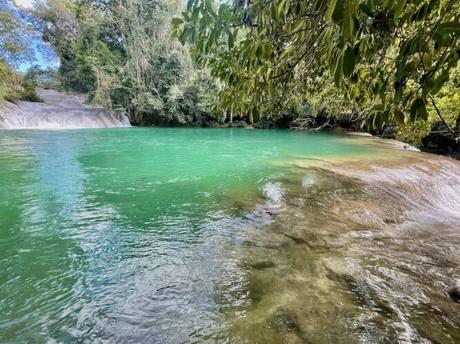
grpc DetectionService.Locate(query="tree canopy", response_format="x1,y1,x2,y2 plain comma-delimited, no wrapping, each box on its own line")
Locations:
0,4,34,66
174,0,460,130
0,2,38,103
33,0,218,125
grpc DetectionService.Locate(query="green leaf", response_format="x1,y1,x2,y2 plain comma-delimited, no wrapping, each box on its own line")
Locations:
379,79,387,102
401,37,419,56
325,0,338,21
205,0,217,18
432,23,459,46
392,0,405,20
218,4,226,17
172,18,184,26
358,36,368,55
372,103,384,111
263,43,272,58
333,53,343,86
410,98,428,121
431,69,449,94
292,20,305,33
277,0,287,18
268,81,273,95
187,0,195,12
350,85,360,98
227,31,234,48
342,46,355,77
343,0,356,42
433,31,450,46
332,0,343,24
279,46,295,59
178,32,186,44
437,22,460,34
191,6,200,21
395,58,406,81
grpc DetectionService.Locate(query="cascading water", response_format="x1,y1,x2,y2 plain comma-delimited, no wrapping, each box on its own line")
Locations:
231,150,460,343
0,89,130,129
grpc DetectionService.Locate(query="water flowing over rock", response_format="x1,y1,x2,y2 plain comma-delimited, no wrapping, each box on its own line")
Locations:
241,152,460,343
0,89,130,129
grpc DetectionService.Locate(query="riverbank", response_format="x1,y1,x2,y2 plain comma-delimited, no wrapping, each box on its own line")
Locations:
205,115,460,160
1,90,458,159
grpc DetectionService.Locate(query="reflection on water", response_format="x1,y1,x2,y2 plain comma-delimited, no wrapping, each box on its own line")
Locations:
0,129,459,343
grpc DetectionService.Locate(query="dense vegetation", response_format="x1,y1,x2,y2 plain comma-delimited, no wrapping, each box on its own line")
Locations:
174,0,460,142
33,0,218,126
0,3,39,104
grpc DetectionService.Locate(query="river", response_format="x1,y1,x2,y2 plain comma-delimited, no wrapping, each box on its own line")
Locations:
0,128,459,343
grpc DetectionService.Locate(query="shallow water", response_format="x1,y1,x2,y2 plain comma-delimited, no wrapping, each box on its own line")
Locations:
0,128,459,343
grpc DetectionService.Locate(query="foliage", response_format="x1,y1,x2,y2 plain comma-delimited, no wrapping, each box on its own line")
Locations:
35,0,91,91
0,59,23,104
0,4,34,67
435,65,460,126
20,65,62,102
20,81,41,102
174,0,460,129
396,64,460,145
34,0,218,125
0,3,36,104
0,62,60,104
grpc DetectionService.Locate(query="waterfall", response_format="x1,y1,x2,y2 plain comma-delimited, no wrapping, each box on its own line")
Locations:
0,89,131,129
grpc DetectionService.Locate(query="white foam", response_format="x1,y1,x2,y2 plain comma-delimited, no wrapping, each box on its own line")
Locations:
0,89,130,130
263,182,285,208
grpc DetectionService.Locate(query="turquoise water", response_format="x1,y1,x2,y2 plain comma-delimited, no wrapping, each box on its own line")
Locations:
6,128,459,343
0,128,381,342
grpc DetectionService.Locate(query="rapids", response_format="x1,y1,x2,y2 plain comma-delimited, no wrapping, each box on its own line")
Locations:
0,128,459,343
0,89,130,129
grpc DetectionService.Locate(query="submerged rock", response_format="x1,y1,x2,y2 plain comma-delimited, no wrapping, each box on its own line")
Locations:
268,307,302,333
249,260,276,270
281,232,309,246
447,280,460,302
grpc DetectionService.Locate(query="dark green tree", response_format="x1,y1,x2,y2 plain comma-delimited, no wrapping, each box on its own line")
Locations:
174,0,460,131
